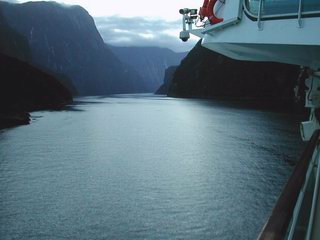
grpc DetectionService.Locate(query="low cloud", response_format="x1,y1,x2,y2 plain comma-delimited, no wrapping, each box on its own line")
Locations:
94,16,197,52
4,0,19,3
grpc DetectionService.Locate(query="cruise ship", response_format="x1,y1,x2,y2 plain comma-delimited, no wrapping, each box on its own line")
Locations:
179,1,320,239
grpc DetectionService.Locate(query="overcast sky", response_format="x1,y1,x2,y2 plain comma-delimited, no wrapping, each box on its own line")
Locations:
7,0,201,52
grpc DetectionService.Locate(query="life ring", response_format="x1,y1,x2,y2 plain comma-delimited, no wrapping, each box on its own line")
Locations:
199,0,224,24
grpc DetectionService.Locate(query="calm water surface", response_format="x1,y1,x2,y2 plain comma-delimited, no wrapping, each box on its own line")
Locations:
0,95,304,239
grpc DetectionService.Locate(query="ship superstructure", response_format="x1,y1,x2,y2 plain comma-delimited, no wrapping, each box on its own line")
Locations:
179,1,320,239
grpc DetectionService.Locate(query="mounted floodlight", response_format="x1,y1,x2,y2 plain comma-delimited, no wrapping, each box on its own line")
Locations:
179,8,191,14
179,31,190,42
179,8,198,17
179,8,198,42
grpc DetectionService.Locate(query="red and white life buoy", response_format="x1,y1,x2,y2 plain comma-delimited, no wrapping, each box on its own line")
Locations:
199,0,224,24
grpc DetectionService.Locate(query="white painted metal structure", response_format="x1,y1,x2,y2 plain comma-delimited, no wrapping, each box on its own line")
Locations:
182,0,320,69
179,1,320,239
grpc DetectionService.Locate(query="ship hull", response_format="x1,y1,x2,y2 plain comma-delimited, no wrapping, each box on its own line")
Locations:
201,14,320,69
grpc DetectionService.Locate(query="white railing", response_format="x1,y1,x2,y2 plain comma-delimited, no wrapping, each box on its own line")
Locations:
244,0,320,21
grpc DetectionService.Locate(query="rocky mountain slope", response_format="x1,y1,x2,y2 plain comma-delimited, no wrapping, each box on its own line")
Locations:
0,53,73,129
0,6,30,61
0,7,72,129
156,66,177,95
167,41,301,109
0,1,147,95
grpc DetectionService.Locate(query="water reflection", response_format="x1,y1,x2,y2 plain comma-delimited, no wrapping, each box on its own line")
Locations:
0,95,304,240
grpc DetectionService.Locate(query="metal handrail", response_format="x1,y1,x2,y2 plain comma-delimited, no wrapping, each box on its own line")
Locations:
257,129,320,240
305,149,320,239
244,0,320,21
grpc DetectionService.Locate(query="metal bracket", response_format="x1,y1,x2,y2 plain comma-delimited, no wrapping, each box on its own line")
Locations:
301,73,320,141
305,74,320,108
301,109,320,141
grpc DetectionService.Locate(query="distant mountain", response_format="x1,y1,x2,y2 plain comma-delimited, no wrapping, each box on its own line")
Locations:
110,46,187,92
0,1,148,95
168,41,301,109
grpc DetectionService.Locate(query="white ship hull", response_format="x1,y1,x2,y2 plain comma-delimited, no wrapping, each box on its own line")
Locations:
201,11,320,69
203,42,320,68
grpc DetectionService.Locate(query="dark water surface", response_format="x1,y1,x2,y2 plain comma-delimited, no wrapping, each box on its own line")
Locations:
0,95,304,240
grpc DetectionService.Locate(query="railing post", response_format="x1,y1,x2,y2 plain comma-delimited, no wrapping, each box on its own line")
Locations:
257,0,264,30
298,0,303,28
305,152,320,239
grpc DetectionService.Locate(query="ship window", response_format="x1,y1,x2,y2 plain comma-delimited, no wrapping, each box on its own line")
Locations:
245,0,320,19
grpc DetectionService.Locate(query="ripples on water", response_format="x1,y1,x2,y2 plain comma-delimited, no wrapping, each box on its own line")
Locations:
0,95,304,239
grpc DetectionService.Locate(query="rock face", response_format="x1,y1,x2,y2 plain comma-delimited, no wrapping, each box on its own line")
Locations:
110,46,187,92
0,1,147,95
0,53,73,129
0,7,30,61
0,6,72,129
156,66,177,95
168,41,300,108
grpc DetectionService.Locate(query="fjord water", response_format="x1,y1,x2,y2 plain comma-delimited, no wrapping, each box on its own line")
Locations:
0,95,304,240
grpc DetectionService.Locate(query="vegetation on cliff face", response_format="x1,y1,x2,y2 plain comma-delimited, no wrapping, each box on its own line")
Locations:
0,4,73,129
156,66,178,95
167,41,301,109
0,6,77,95
0,53,73,129
0,8,31,61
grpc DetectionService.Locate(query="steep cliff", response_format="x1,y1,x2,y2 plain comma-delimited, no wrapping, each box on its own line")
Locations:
168,41,300,108
0,53,73,129
110,46,187,92
155,66,177,95
0,7,30,61
0,4,73,129
0,1,147,95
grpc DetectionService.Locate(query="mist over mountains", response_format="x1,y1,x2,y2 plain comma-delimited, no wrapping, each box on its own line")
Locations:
110,46,187,92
